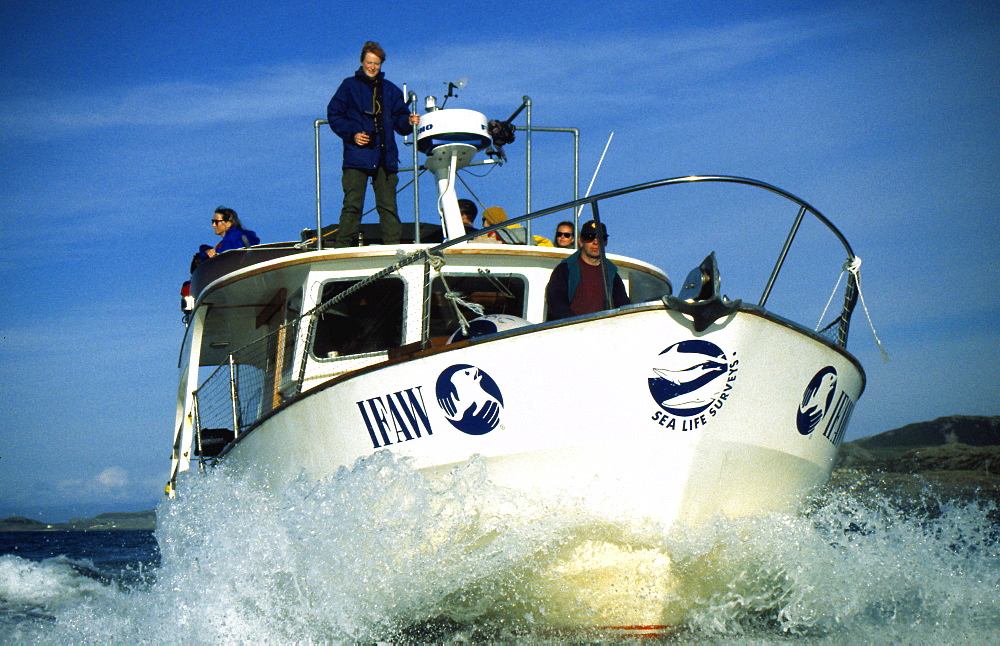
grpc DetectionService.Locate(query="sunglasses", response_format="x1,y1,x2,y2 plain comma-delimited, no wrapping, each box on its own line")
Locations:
211,219,226,225
581,233,608,243
555,231,573,238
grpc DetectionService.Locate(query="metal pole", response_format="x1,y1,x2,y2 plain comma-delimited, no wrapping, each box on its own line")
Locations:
314,120,325,251
421,259,432,349
524,96,532,242
410,91,421,243
228,354,241,437
503,101,528,126
838,272,859,347
759,205,806,307
191,392,204,468
573,128,579,249
511,125,578,246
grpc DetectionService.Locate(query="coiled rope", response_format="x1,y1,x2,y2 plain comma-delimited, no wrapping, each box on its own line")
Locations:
428,252,484,336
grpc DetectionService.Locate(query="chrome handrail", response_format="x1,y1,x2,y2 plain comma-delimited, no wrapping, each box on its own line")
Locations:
422,174,859,345
188,174,860,457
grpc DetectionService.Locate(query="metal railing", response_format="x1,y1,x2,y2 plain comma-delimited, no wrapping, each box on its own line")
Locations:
190,174,861,453
192,319,296,457
312,96,583,248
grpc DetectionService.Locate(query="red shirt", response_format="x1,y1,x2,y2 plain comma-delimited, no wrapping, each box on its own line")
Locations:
571,256,606,316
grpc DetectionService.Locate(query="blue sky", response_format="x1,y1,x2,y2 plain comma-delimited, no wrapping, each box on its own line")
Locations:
1,0,997,522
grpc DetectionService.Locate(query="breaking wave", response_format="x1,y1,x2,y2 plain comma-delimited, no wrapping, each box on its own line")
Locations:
2,452,998,643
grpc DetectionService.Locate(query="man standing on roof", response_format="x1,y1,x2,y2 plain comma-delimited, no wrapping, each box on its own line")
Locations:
544,220,629,321
327,41,419,247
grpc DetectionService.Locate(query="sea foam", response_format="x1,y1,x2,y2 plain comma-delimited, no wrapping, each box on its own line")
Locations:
2,452,998,643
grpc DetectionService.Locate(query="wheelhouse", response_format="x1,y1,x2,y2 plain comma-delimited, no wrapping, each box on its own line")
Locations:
177,243,672,462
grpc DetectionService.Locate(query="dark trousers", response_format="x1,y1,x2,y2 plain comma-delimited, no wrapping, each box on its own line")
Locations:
336,166,402,247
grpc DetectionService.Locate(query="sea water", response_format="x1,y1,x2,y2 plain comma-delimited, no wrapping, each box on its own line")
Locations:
2,452,998,644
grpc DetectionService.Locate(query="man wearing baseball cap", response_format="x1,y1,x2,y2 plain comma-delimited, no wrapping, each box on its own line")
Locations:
544,220,629,321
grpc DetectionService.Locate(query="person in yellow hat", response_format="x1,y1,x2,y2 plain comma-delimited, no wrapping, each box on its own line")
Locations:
481,206,553,246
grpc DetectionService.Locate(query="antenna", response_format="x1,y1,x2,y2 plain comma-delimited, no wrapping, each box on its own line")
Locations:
576,131,615,219
441,78,468,107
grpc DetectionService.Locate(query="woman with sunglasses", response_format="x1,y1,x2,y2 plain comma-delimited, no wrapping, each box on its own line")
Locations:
199,207,260,261
553,221,575,248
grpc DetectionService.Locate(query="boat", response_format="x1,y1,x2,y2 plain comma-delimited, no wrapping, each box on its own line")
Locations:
168,93,866,633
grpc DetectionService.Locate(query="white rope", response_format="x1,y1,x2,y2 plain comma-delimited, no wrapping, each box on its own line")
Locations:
445,290,485,315
427,252,445,270
816,270,846,332
429,254,483,335
819,256,889,362
846,256,889,362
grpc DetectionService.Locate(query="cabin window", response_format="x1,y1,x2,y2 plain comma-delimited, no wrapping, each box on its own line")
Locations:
627,271,673,303
311,278,405,358
428,273,527,338
279,289,302,387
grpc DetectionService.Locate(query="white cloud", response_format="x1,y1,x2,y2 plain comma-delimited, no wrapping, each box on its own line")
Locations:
46,466,166,506
1,62,334,138
96,466,129,488
0,11,857,142
57,467,129,497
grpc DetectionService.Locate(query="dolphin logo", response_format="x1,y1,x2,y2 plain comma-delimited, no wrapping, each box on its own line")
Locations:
648,340,730,416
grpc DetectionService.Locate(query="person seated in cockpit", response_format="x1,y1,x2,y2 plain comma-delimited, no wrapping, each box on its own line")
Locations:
199,206,260,261
459,199,478,235
544,220,629,320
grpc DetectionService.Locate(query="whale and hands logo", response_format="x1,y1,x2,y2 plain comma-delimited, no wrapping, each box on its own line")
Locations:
648,340,731,417
435,364,504,435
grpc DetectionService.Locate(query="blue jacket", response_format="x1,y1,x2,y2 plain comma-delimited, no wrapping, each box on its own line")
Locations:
327,69,412,172
199,227,260,260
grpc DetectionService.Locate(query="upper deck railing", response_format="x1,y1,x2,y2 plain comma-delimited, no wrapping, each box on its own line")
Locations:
313,96,582,248
187,171,861,462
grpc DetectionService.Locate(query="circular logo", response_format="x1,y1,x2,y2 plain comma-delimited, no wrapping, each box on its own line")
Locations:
797,366,838,435
435,364,504,435
648,340,730,417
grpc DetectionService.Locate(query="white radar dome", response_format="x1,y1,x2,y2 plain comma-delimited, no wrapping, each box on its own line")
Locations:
417,109,491,155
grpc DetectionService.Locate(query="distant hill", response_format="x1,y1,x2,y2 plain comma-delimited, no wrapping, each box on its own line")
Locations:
0,516,50,531
0,509,156,532
832,415,1000,510
838,415,1000,468
850,414,999,452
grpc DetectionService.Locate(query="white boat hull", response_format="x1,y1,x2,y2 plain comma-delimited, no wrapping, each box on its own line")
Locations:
218,303,861,629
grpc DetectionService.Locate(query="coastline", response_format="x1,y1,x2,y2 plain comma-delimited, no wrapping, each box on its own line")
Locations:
827,414,1000,513
0,509,156,532
4,416,996,532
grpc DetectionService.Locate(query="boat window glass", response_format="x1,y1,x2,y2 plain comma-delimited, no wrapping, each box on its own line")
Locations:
312,278,405,359
429,274,526,338
627,270,673,303
279,289,302,387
